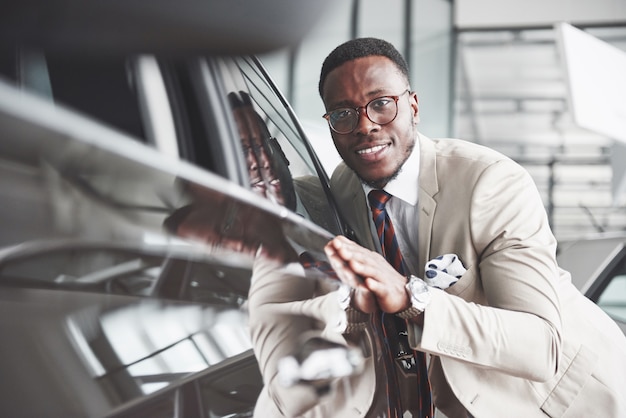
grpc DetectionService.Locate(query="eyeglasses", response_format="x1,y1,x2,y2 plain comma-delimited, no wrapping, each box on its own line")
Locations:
323,89,410,134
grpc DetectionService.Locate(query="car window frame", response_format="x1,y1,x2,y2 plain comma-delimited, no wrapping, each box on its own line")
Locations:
227,55,351,237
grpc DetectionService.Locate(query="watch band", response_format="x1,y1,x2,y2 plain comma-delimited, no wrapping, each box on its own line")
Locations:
395,275,431,319
395,305,423,320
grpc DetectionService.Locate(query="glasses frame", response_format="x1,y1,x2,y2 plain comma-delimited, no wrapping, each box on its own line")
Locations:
322,89,411,134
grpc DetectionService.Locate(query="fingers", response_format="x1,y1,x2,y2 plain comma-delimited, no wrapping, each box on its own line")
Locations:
324,238,364,289
327,236,394,283
353,287,378,313
364,277,408,313
325,236,410,314
324,238,378,313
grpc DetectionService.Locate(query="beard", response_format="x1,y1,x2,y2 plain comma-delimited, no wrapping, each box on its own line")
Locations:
357,139,415,189
361,170,401,189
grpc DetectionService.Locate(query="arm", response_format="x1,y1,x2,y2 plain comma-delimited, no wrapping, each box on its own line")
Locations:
325,159,563,382
248,255,373,417
418,159,562,380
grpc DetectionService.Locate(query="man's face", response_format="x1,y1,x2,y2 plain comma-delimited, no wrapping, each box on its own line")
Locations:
233,104,285,206
322,56,419,189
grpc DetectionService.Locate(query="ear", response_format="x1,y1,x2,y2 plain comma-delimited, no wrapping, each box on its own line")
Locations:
410,91,420,124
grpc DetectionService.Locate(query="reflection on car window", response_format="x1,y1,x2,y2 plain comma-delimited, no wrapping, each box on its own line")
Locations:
99,302,251,393
228,90,296,210
219,57,341,235
46,54,147,140
0,243,251,306
0,48,184,152
0,49,148,140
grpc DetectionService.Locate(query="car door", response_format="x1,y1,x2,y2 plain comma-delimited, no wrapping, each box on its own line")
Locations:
0,48,347,417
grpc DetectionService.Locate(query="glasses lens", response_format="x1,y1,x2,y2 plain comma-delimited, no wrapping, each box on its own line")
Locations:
366,97,398,125
329,108,357,133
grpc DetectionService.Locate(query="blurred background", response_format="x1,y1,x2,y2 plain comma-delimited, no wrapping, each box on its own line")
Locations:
259,0,626,243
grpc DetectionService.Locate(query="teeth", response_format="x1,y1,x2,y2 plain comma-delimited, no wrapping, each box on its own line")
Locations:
357,144,386,155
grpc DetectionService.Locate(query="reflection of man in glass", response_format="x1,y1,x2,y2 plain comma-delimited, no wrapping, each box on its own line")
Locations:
163,92,300,262
164,88,355,416
229,91,297,211
163,180,296,262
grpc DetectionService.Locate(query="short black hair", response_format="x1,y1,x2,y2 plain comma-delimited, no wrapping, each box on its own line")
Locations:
318,37,409,97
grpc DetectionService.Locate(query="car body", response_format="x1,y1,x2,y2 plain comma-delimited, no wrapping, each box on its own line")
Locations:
2,5,624,418
0,33,347,418
557,233,626,335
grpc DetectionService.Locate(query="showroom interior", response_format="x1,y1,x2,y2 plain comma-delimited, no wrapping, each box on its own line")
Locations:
0,1,624,416
259,0,626,244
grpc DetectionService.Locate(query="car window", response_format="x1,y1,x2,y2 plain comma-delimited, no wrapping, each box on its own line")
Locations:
0,50,344,239
597,274,626,322
594,246,626,325
0,48,342,417
215,56,343,235
0,49,209,172
0,49,148,141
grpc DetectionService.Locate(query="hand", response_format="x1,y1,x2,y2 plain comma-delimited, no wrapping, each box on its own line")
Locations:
324,236,409,314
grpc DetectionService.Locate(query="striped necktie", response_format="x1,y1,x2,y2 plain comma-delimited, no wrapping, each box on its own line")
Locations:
368,190,405,272
368,189,433,418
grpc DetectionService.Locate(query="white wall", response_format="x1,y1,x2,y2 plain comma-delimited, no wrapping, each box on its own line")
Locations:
455,0,626,29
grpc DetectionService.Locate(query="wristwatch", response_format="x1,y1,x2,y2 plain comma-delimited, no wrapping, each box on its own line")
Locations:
395,275,431,320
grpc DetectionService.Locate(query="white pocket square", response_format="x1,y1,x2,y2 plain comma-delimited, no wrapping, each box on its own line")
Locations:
424,254,466,289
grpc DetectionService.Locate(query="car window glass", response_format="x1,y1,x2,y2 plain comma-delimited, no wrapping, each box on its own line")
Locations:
597,274,626,322
217,56,342,235
596,250,626,323
0,48,182,154
45,54,147,140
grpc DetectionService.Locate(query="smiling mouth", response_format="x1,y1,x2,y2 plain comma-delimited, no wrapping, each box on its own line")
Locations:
356,144,388,155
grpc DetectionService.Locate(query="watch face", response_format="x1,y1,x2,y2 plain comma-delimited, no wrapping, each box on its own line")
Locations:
407,277,430,306
408,277,428,294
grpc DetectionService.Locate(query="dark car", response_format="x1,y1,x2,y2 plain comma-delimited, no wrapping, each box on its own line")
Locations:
557,234,626,335
0,3,346,417
4,4,623,418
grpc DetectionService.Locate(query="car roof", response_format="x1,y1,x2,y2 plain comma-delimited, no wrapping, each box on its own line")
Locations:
0,0,332,55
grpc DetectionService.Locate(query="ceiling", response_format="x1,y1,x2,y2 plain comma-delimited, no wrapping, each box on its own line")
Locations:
452,24,626,241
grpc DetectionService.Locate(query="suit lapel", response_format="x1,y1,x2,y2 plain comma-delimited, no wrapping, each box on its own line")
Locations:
350,186,377,251
417,134,439,276
332,165,377,251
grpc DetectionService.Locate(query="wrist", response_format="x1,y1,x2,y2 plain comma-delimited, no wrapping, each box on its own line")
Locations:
395,275,431,320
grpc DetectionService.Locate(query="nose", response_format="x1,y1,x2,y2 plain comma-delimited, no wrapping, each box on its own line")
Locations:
353,106,378,135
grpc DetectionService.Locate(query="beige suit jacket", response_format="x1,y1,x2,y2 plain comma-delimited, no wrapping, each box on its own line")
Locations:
248,134,626,417
329,134,626,417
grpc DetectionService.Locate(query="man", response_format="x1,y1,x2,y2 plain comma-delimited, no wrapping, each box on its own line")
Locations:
248,38,626,418
320,38,626,417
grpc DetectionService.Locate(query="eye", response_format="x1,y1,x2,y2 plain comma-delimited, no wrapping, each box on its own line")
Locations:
369,97,393,112
330,108,354,122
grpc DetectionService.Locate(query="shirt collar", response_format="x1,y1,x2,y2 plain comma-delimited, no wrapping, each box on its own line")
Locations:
364,135,420,205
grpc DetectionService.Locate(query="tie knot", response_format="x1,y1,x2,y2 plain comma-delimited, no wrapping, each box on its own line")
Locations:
368,189,392,211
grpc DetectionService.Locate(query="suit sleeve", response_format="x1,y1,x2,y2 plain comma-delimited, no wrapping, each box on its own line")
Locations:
413,159,563,381
248,255,370,417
